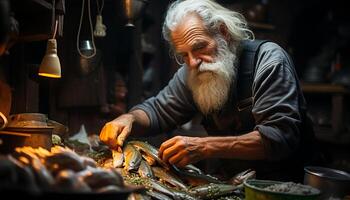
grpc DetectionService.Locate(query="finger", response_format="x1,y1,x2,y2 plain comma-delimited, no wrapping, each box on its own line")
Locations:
117,126,130,147
162,143,182,162
99,125,108,143
158,138,176,157
106,124,121,149
176,157,191,168
100,124,115,146
168,149,188,165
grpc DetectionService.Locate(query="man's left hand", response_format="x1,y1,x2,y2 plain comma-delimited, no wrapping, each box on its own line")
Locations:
158,136,207,167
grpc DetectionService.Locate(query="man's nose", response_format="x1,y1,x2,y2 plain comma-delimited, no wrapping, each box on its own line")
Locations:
188,54,202,69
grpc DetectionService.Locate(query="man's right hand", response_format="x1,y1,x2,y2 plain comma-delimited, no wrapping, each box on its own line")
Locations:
99,113,135,150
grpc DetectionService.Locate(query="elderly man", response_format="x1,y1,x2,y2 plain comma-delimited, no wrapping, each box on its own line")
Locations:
100,0,316,181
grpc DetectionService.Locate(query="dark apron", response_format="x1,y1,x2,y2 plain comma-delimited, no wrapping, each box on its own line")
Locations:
200,40,316,182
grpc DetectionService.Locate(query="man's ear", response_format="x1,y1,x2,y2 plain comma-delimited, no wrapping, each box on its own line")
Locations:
219,24,230,41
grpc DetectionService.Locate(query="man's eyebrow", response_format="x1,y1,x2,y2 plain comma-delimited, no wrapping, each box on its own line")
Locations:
192,40,207,50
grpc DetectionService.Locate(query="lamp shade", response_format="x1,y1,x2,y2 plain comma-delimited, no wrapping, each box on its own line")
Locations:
38,39,61,78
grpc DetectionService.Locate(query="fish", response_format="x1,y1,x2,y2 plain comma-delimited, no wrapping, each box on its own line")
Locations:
172,165,223,185
54,169,91,192
138,160,154,179
76,167,125,190
152,166,188,190
146,178,198,200
229,169,256,186
146,190,173,200
189,183,242,199
184,164,204,175
123,143,142,172
142,154,156,166
128,192,151,200
112,149,124,168
144,178,176,197
128,140,169,169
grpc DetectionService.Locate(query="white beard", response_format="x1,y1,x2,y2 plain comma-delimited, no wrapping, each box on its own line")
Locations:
188,36,237,115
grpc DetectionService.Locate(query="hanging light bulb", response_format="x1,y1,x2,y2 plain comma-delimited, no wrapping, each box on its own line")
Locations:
39,13,61,78
38,38,61,78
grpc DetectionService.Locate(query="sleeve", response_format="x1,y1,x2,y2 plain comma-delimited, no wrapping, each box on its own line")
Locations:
131,67,198,134
252,43,302,161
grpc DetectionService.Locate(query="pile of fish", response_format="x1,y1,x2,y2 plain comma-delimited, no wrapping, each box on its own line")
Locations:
100,140,256,200
0,145,129,195
0,139,255,199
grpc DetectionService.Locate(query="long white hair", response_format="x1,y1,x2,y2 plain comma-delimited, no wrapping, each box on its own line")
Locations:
162,0,254,48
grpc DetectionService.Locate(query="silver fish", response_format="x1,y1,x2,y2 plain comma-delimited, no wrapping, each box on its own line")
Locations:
189,183,241,199
172,165,223,185
147,178,198,200
128,140,169,169
146,190,172,200
112,149,124,168
138,160,154,179
152,166,187,190
123,144,142,172
229,169,256,186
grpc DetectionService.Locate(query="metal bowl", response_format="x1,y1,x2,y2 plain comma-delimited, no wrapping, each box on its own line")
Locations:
304,166,350,199
244,179,320,200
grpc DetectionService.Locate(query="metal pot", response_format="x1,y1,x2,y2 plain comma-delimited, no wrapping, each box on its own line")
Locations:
0,113,54,153
304,166,350,199
7,113,48,127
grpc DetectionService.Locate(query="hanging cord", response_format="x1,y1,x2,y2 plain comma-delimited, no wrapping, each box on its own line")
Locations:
94,0,106,37
96,0,104,15
52,20,58,39
77,0,96,59
51,0,56,38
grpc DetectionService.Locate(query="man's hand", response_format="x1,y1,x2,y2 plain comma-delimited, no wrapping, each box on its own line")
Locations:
99,113,135,150
158,136,207,167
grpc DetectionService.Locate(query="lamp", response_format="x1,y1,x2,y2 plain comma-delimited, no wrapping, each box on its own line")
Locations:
38,17,61,78
122,0,149,27
38,39,61,78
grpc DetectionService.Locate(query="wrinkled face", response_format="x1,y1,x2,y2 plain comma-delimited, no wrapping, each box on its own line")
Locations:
171,14,217,70
171,14,237,115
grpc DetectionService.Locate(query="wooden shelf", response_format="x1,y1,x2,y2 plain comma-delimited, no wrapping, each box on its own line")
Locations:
301,83,350,94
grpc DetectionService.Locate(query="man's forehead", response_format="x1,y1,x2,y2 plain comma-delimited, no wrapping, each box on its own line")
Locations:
170,14,211,49
172,14,207,34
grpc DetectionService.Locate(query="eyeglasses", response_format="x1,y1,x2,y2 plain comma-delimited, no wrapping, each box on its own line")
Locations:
174,53,185,65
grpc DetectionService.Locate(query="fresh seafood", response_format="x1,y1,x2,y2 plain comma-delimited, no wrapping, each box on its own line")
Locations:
44,150,86,174
128,193,152,200
141,154,156,166
96,185,123,193
172,165,223,185
76,167,124,190
229,169,256,185
138,160,154,179
112,149,124,168
2,141,251,199
152,166,187,190
146,190,173,200
128,140,169,169
54,169,91,192
123,144,142,172
189,183,242,199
